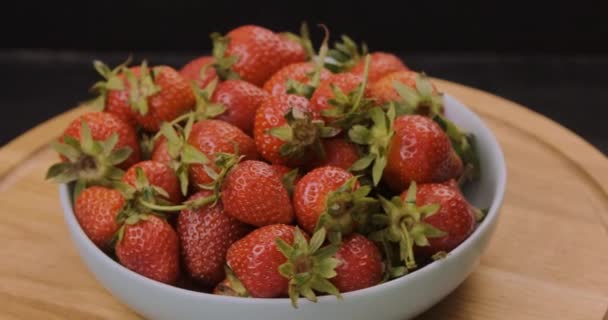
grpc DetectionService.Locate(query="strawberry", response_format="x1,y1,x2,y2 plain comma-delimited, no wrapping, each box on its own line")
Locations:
150,136,172,166
59,112,140,169
46,112,139,196
211,79,268,134
350,52,408,83
179,56,218,89
383,115,463,192
262,62,331,96
122,160,182,204
104,62,195,132
370,70,443,116
254,94,337,167
221,160,294,226
177,190,251,287
309,67,374,129
313,138,360,170
408,180,476,257
331,233,383,292
115,214,180,284
272,165,300,196
293,166,374,242
212,25,306,86
74,186,124,250
226,224,297,298
187,119,258,188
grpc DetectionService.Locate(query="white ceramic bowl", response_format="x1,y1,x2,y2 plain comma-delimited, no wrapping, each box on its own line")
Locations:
60,94,506,320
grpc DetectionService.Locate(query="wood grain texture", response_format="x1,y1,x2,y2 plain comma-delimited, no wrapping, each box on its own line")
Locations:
0,80,606,320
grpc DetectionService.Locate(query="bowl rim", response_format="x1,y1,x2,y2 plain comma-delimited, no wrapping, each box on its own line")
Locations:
60,93,507,305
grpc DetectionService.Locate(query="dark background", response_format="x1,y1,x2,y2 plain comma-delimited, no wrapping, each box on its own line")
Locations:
1,1,607,153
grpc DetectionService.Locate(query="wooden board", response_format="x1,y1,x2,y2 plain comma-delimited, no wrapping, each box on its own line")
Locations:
1,79,606,320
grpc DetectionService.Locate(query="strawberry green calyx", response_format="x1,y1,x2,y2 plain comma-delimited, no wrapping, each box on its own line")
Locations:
315,177,376,244
276,228,342,308
392,73,443,116
369,182,446,270
322,54,375,129
215,266,250,297
199,151,242,200
46,121,131,199
89,58,130,109
281,168,299,197
286,24,330,98
211,33,240,81
325,35,368,73
268,107,339,160
124,60,162,116
281,22,315,60
190,79,226,121
348,104,396,186
158,116,210,195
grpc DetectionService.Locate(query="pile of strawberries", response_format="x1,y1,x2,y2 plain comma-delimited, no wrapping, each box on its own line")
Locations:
47,24,483,307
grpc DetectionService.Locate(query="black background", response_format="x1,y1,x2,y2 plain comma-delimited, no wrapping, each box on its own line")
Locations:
1,0,607,152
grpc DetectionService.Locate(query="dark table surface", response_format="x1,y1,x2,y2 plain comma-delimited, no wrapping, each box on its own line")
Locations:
1,50,606,154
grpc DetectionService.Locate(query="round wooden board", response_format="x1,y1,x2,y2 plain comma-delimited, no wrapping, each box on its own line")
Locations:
1,79,606,320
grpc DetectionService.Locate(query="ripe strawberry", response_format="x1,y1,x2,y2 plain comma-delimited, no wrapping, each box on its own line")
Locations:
313,138,360,170
254,94,334,167
408,180,476,256
105,63,195,132
277,33,308,67
179,56,218,89
271,164,296,179
383,115,462,193
212,25,306,86
60,112,140,169
74,186,124,250
370,70,443,116
310,72,374,128
187,119,258,188
221,160,294,226
293,166,374,240
150,136,172,166
262,62,331,96
177,190,251,287
115,214,180,284
47,112,139,193
226,224,297,298
331,233,383,292
350,52,408,83
122,160,182,204
211,80,268,135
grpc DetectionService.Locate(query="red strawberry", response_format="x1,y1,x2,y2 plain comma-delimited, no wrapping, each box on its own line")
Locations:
115,214,180,284
350,52,408,83
60,112,140,169
212,25,306,86
313,138,360,170
177,190,251,287
122,160,182,204
310,72,373,128
47,112,139,191
277,34,308,67
370,70,443,116
407,180,476,256
384,115,462,193
293,166,374,241
254,94,330,167
105,63,195,132
179,56,218,89
211,79,268,134
331,233,383,292
262,62,331,96
226,224,297,298
221,160,294,226
187,119,258,188
271,164,295,179
74,186,124,250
